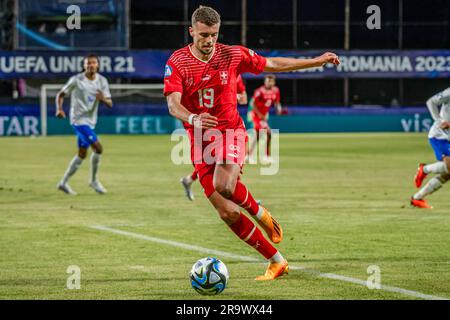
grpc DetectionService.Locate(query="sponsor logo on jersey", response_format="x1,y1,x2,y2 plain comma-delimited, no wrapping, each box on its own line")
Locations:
164,64,172,77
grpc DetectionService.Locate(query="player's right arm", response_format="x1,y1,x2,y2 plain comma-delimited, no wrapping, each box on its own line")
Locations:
166,92,218,129
164,61,217,129
55,92,66,118
427,89,450,129
55,76,76,118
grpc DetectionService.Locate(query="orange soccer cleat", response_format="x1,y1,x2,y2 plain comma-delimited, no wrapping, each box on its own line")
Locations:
257,206,283,244
255,260,289,281
414,163,428,188
411,198,433,209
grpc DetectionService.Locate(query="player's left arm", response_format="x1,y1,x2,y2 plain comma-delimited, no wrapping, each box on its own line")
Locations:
275,88,282,115
264,52,340,73
96,90,113,108
97,78,113,108
275,102,282,115
426,89,450,128
248,97,254,111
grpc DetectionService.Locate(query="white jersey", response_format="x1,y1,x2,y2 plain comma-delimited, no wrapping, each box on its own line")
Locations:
427,87,450,141
59,72,111,128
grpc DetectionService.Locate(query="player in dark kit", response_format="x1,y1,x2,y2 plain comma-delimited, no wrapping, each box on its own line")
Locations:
164,6,339,280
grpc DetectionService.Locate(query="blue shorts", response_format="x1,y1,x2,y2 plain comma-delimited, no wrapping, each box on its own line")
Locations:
72,125,98,149
429,138,450,161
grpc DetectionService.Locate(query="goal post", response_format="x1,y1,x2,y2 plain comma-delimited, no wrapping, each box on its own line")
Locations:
39,83,165,136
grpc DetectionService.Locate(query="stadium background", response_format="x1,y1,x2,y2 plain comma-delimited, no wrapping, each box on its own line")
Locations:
1,0,450,301
0,0,449,136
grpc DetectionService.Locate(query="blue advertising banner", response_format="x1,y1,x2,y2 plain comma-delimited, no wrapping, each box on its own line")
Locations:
0,104,434,136
0,51,169,79
1,50,450,79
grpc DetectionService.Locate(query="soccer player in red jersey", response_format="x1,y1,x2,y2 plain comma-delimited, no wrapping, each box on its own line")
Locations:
248,74,282,163
164,6,339,280
180,75,247,201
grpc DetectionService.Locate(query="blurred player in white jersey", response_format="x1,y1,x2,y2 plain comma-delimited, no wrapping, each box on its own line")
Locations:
411,87,450,208
56,54,113,195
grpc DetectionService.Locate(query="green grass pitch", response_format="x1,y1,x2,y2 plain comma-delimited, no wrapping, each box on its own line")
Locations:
1,133,449,299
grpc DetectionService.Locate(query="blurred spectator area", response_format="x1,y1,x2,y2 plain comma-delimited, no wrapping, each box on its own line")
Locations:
130,0,450,50
0,0,14,50
1,0,449,106
129,0,450,107
16,0,128,49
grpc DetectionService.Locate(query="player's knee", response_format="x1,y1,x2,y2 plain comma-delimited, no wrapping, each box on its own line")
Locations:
217,205,240,225
439,172,450,183
444,157,450,171
214,181,235,199
78,150,87,159
93,143,103,154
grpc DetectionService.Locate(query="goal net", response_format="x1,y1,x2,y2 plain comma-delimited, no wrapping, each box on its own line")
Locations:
39,83,166,136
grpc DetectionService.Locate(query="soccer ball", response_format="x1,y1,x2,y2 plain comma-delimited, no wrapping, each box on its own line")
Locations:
189,257,229,295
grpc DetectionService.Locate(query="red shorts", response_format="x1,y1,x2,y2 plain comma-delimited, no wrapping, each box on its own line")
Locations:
251,112,270,131
187,128,247,198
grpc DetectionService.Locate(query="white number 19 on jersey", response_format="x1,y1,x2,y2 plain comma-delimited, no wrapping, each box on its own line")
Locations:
198,88,214,108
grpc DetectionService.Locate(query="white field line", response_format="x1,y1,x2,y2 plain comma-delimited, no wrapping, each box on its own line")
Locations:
89,225,448,300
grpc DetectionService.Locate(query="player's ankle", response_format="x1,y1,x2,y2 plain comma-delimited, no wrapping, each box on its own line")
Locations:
269,252,285,263
254,206,264,220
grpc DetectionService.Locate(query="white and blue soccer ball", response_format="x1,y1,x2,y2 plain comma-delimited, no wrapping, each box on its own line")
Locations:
189,257,229,295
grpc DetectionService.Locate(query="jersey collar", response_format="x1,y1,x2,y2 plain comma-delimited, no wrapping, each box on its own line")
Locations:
188,44,216,64
84,72,97,81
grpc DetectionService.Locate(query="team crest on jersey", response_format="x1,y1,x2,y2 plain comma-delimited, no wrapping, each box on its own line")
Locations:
164,64,172,77
220,71,228,85
249,49,255,56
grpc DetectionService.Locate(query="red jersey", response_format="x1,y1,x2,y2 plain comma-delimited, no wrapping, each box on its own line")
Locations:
236,75,246,95
163,43,266,132
252,85,281,117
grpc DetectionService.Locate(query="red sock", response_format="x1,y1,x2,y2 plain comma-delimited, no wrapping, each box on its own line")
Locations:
231,181,259,216
191,169,198,181
229,213,277,260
